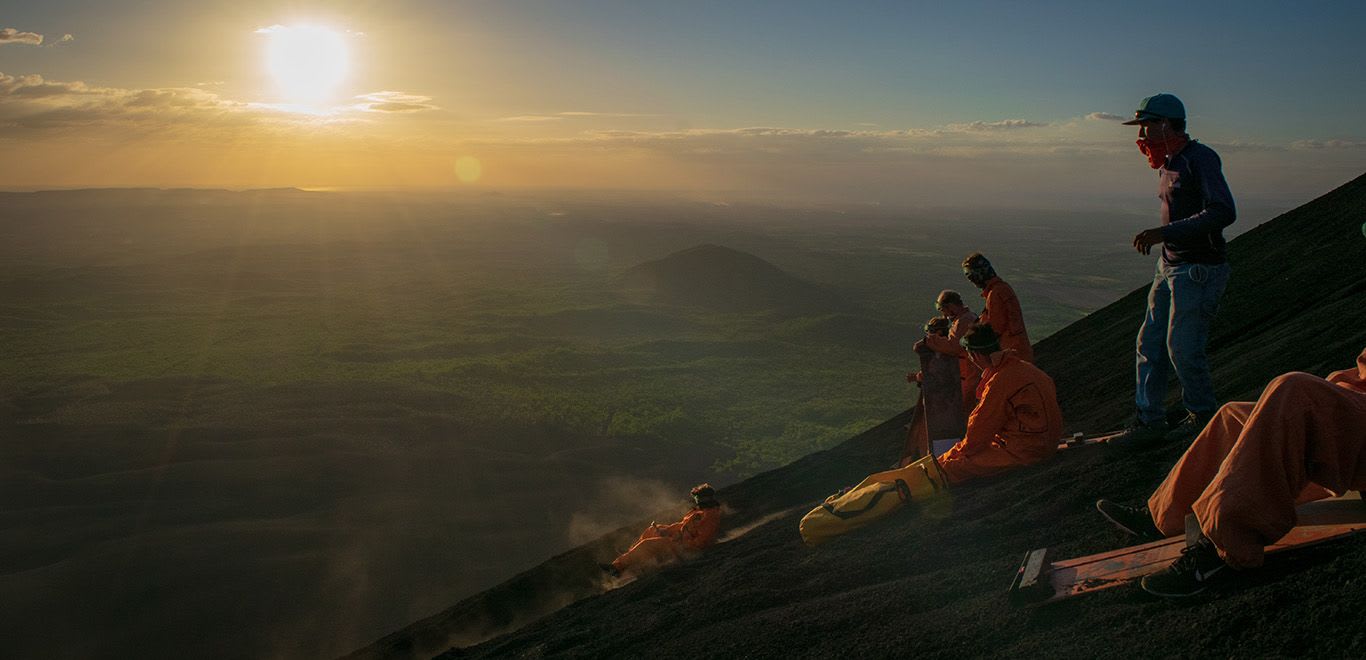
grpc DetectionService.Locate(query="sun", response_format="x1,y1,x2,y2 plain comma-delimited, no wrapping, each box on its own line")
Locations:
261,25,349,105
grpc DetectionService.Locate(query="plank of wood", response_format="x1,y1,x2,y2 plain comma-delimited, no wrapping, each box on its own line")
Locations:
1013,493,1366,604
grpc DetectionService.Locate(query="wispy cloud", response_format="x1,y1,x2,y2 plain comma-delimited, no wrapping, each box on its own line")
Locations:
496,115,562,122
557,111,656,118
496,111,656,122
948,119,1049,131
0,27,44,46
1290,138,1366,150
0,72,437,136
353,91,438,113
1086,112,1125,122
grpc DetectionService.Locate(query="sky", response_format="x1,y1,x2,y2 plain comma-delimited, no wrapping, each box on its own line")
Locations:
2,0,1364,205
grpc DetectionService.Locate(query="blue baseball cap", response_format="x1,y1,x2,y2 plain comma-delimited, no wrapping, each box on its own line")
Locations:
1122,93,1186,125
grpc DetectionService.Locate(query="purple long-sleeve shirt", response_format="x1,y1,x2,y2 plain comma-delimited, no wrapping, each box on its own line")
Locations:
1157,140,1236,265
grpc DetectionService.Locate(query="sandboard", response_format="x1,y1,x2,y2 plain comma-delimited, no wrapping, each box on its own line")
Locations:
1056,430,1126,451
1009,493,1366,605
925,430,1125,459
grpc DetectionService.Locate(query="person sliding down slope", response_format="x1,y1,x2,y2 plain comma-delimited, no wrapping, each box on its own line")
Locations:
1096,346,1366,597
603,484,722,577
937,323,1063,484
961,253,1034,364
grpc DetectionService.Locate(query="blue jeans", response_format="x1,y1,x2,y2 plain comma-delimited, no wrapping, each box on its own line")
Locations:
1135,260,1230,424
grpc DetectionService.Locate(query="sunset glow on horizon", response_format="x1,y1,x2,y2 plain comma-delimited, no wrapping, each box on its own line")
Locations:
0,1,1362,204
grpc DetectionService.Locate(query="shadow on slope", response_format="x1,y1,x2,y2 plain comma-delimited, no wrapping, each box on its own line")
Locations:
354,172,1366,659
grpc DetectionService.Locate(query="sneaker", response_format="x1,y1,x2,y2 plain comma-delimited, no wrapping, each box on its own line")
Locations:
599,563,621,578
1095,500,1164,542
1165,410,1215,443
1106,419,1169,451
1140,536,1229,598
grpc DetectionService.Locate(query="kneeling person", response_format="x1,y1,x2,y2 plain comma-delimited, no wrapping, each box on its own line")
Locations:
606,484,722,576
937,324,1064,484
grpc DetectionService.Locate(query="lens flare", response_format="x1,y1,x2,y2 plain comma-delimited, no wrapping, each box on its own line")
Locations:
455,156,483,184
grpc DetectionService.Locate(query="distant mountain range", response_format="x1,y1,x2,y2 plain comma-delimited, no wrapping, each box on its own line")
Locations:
621,243,847,315
352,171,1366,659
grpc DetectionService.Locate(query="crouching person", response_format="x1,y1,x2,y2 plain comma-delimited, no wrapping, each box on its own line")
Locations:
937,323,1064,484
604,484,722,577
1096,346,1366,597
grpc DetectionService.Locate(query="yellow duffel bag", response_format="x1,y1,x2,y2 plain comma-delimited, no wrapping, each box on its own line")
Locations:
799,454,948,546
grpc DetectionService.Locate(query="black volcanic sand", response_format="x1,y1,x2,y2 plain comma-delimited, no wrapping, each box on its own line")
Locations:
355,172,1366,658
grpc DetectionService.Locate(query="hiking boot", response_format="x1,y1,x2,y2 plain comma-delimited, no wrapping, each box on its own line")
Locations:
1165,410,1215,443
1106,419,1169,451
1140,535,1229,598
1095,500,1164,542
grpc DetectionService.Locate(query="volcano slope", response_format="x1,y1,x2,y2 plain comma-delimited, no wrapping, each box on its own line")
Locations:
355,172,1366,659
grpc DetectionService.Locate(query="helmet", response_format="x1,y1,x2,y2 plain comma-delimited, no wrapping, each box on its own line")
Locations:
960,322,1002,355
691,483,718,506
962,253,996,288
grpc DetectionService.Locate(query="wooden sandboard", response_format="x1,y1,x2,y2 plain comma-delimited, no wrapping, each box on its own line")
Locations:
1056,430,1126,451
928,430,1124,460
1009,493,1366,605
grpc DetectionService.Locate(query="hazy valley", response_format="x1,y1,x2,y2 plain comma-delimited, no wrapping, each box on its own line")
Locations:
1,188,1263,657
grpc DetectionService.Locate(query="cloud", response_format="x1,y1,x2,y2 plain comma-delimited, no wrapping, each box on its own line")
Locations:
556,111,655,118
0,73,261,135
497,115,562,122
1206,140,1283,153
0,28,44,46
947,119,1049,131
496,111,657,122
1086,112,1126,122
47,34,75,48
0,73,440,136
1290,139,1366,150
353,91,438,113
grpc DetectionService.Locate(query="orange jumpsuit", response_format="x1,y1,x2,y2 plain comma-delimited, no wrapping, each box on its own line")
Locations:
937,351,1064,484
978,277,1034,364
924,309,982,412
611,505,722,574
1147,347,1366,568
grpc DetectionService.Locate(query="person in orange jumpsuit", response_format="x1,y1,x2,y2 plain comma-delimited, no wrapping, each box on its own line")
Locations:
1096,346,1366,597
937,323,1063,484
920,289,982,412
962,253,1034,364
605,484,723,577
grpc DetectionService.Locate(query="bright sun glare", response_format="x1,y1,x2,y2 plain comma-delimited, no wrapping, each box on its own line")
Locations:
262,25,349,106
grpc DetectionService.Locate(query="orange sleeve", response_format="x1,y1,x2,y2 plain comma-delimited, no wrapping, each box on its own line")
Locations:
657,518,686,537
1326,347,1366,394
996,286,1025,337
680,509,721,548
924,333,962,356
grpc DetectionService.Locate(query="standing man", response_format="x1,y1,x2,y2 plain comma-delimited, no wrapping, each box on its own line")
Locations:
1111,93,1236,448
962,253,1034,364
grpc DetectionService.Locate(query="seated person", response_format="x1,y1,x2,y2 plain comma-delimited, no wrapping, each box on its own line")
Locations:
603,484,723,577
937,323,1064,484
1096,346,1366,597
